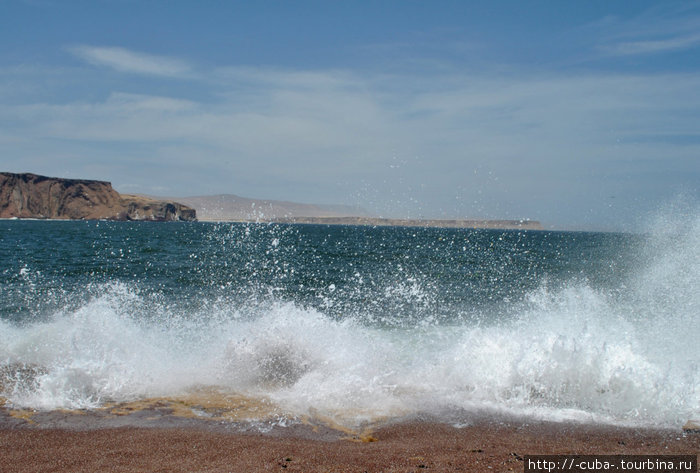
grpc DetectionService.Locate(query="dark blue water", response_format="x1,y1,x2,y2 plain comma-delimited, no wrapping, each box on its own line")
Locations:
0,221,635,325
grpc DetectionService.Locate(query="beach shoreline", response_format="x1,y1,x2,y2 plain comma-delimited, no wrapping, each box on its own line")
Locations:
1,407,697,473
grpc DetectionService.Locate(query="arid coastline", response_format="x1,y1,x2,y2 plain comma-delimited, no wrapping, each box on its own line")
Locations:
257,215,544,230
172,194,544,229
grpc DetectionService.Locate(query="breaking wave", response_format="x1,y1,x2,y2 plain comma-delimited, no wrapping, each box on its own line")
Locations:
0,208,698,429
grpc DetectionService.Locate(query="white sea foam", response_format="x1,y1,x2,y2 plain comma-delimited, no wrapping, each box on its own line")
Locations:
0,211,698,429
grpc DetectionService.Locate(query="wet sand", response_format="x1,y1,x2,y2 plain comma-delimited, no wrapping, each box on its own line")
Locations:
1,408,697,473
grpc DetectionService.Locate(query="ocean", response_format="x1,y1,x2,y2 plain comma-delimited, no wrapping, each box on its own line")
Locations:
0,214,698,430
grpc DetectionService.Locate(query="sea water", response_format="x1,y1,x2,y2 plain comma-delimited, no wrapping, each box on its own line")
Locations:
0,211,697,429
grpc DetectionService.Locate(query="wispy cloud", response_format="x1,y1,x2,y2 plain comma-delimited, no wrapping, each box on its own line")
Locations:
68,45,193,77
594,3,700,57
606,32,700,56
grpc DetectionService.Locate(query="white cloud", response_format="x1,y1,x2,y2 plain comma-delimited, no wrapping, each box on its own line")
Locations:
215,66,361,91
68,45,193,77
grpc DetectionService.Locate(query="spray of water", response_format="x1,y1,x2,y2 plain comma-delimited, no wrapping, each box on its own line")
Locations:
0,209,697,429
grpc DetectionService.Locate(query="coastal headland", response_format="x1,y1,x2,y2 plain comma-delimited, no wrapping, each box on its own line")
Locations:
0,172,543,229
0,172,196,221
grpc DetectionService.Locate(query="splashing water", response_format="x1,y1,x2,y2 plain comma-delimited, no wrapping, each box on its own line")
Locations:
0,209,697,428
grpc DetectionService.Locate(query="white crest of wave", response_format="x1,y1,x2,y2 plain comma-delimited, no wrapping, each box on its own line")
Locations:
0,207,697,428
0,282,210,409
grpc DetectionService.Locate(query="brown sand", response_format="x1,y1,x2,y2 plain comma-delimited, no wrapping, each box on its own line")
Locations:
1,413,698,473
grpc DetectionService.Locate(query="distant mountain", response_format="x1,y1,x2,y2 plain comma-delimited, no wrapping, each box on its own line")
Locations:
0,173,196,221
166,193,543,230
171,194,370,222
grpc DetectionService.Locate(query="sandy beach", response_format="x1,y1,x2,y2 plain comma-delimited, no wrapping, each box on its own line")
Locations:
1,407,697,473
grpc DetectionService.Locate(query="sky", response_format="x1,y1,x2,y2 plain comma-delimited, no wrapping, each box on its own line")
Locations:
1,0,699,230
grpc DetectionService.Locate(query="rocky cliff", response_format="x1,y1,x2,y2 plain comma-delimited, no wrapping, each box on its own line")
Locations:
0,173,196,221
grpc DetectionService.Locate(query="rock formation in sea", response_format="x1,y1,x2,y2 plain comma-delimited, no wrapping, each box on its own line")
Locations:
0,172,196,221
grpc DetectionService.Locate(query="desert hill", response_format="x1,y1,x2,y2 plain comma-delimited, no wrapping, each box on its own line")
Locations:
169,194,543,230
172,194,369,222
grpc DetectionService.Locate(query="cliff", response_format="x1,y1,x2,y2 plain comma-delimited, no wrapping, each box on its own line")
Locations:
0,173,196,221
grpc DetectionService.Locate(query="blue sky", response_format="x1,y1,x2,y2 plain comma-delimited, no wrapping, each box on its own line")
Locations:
1,0,699,229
